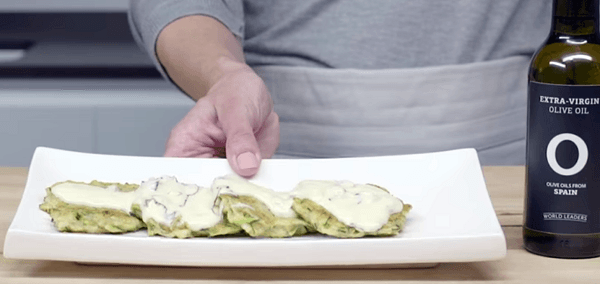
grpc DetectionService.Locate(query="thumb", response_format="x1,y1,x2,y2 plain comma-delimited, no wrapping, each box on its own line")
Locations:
221,113,262,177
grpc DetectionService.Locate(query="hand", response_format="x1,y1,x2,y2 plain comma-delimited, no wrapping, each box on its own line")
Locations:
165,60,279,177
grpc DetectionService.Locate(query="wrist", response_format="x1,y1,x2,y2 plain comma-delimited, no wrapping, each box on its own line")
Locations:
204,57,250,90
155,15,245,101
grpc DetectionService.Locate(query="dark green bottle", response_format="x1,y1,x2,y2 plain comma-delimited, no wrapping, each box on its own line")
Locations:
524,0,600,258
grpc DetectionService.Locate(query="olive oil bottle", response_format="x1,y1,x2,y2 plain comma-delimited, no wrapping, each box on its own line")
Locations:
524,0,600,258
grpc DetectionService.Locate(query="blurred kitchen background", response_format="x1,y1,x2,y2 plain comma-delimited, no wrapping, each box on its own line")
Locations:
0,1,194,166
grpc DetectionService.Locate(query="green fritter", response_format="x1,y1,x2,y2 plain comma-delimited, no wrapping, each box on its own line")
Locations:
130,176,243,239
39,181,145,234
218,194,313,238
292,198,411,238
130,203,242,238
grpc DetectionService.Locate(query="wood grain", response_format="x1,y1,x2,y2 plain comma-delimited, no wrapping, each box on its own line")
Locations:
482,167,525,227
0,168,27,254
2,166,599,284
1,228,599,284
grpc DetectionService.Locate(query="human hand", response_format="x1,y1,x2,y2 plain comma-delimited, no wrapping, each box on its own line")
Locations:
165,60,279,177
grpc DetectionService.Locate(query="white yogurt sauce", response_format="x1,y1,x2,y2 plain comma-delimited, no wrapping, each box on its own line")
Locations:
212,175,296,218
291,180,405,232
134,176,222,231
49,176,403,233
51,182,137,212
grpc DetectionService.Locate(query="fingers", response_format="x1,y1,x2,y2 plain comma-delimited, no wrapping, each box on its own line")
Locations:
164,100,226,158
211,69,275,177
164,132,219,158
225,126,262,177
164,64,279,178
217,101,262,176
256,112,280,158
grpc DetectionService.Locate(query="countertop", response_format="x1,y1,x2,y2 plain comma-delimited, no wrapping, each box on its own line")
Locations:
1,167,599,283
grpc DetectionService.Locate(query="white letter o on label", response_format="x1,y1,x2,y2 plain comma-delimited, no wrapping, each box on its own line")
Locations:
546,133,588,176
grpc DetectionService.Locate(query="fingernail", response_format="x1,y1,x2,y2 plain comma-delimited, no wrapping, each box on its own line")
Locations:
237,152,259,170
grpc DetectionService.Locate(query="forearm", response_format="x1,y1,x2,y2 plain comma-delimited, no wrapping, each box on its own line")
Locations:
156,15,245,101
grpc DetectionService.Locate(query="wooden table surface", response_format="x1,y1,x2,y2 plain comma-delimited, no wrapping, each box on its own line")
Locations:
1,167,599,284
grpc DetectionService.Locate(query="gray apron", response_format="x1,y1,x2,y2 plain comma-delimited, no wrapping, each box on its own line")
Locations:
254,56,529,165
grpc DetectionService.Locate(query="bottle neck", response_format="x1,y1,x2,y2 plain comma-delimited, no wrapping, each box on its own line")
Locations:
550,0,600,38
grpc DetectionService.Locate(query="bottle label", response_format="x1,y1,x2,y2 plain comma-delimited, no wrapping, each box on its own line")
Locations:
526,82,600,234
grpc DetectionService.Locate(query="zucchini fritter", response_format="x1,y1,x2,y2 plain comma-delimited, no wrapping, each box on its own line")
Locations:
40,181,145,234
292,198,411,238
219,194,313,238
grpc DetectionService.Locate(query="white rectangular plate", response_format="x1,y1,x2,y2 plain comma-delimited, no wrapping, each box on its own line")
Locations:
4,147,506,267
